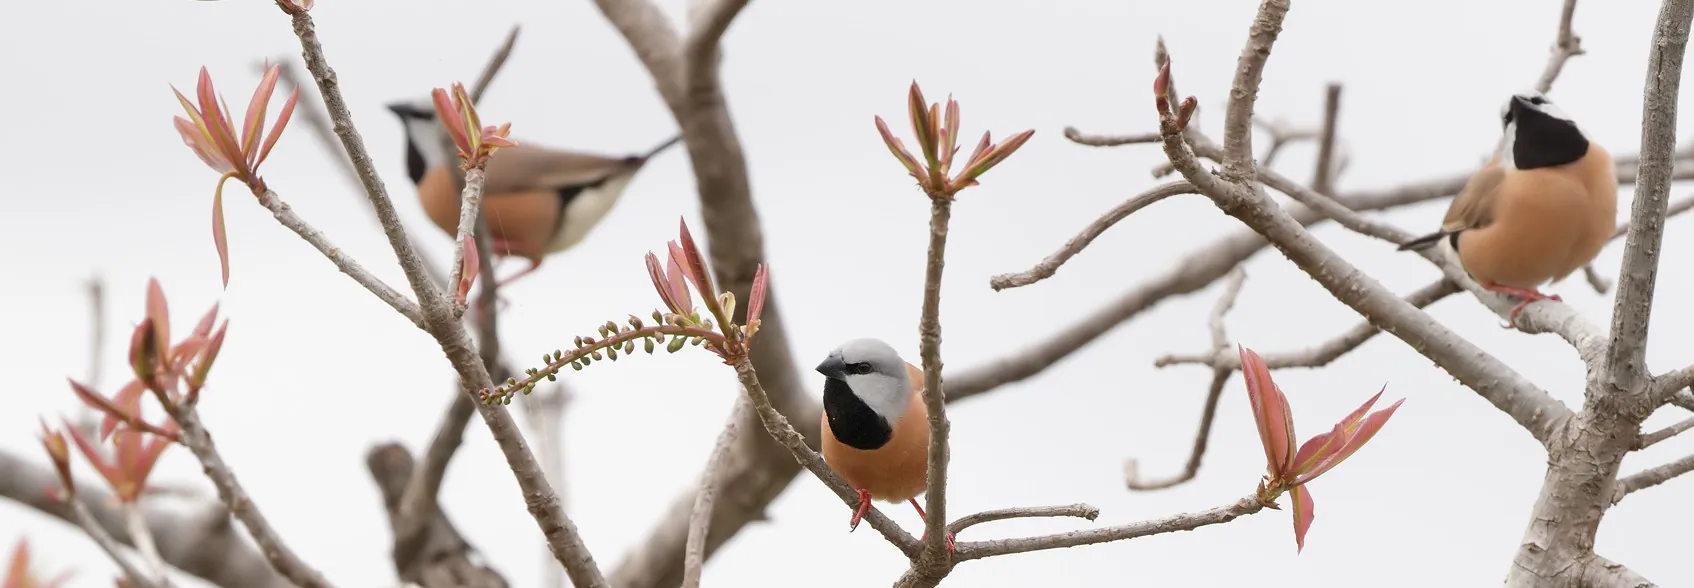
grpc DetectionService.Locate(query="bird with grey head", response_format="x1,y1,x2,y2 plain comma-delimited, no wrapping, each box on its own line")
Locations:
815,337,953,551
384,97,681,290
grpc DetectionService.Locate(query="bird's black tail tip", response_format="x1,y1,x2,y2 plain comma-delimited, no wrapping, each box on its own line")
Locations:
1396,232,1446,252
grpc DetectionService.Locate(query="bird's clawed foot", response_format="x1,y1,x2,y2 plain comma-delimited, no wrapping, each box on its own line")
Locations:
908,498,956,555
848,488,872,532
1484,283,1562,328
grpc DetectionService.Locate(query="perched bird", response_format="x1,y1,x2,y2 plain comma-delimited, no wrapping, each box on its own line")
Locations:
385,99,682,289
815,338,953,552
1397,91,1617,325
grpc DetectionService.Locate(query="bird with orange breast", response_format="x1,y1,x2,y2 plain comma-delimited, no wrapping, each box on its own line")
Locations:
385,99,681,289
1398,91,1617,326
815,338,953,552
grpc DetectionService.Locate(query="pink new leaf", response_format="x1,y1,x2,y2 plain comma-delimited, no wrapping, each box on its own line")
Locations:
1290,484,1315,553
1290,387,1381,477
907,81,937,169
645,252,685,315
874,115,925,182
747,263,769,327
144,278,171,354
675,219,716,300
455,234,479,307
1239,345,1295,478
1292,394,1404,486
665,252,693,313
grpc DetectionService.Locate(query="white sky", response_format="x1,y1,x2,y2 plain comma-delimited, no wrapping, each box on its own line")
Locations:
4,0,1694,586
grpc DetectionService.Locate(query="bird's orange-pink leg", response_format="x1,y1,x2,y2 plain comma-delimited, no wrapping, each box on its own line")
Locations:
908,498,956,555
848,488,872,531
1483,283,1562,328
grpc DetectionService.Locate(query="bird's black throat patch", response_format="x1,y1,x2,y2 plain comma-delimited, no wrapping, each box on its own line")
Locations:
1513,109,1589,170
404,137,426,185
822,377,893,450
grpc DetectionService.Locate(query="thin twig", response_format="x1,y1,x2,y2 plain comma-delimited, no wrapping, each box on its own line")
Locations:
167,404,334,588
1126,268,1245,491
989,181,1197,291
726,358,922,558
682,396,749,588
69,499,168,588
468,25,521,104
1636,416,1694,449
946,504,1100,536
1311,84,1342,195
951,496,1264,561
446,169,487,317
1059,126,1160,147
1533,0,1586,94
125,503,170,584
1155,278,1460,371
1252,117,1318,169
254,190,425,328
1611,452,1694,504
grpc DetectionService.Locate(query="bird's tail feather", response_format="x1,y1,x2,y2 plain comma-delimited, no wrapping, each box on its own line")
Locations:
638,134,684,160
1396,231,1447,252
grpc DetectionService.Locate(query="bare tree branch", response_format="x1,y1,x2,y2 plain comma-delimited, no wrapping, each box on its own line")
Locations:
1534,0,1586,95
949,496,1264,562
167,403,333,588
282,9,607,586
1611,452,1694,505
468,25,520,104
1060,127,1160,147
1579,554,1657,588
520,383,570,588
1606,0,1692,399
945,505,1100,536
0,449,290,588
682,396,748,588
254,190,425,328
1156,278,1460,371
1124,268,1244,491
913,197,957,579
69,498,168,588
989,181,1198,291
1310,84,1342,195
1636,416,1694,449
367,444,507,588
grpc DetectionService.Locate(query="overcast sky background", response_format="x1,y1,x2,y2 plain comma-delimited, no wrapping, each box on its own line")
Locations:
4,0,1694,586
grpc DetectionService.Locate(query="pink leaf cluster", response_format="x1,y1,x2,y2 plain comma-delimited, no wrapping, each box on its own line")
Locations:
3,539,73,588
643,218,770,362
40,278,230,504
431,82,515,169
170,63,299,289
1239,345,1403,552
874,81,1035,197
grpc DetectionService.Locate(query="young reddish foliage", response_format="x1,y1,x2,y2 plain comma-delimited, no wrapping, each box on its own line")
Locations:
874,81,1035,197
3,539,73,588
1238,345,1403,552
171,63,299,288
430,82,515,169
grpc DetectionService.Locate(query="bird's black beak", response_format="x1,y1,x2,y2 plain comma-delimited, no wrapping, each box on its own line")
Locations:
815,352,846,379
1509,95,1536,118
384,102,413,119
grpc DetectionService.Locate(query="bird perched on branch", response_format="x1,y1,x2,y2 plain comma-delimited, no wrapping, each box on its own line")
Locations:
815,338,953,552
385,99,681,289
1397,91,1616,326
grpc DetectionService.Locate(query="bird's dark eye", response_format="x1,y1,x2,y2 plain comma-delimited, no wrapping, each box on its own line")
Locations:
1528,95,1548,105
847,362,874,375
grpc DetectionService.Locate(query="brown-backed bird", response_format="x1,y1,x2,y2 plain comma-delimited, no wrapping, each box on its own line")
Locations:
386,99,681,289
1397,91,1617,326
815,338,953,553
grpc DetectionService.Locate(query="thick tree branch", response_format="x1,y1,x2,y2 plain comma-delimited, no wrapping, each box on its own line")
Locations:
366,445,508,588
1607,0,1694,397
913,197,956,577
1579,554,1657,588
283,9,607,586
0,449,290,588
